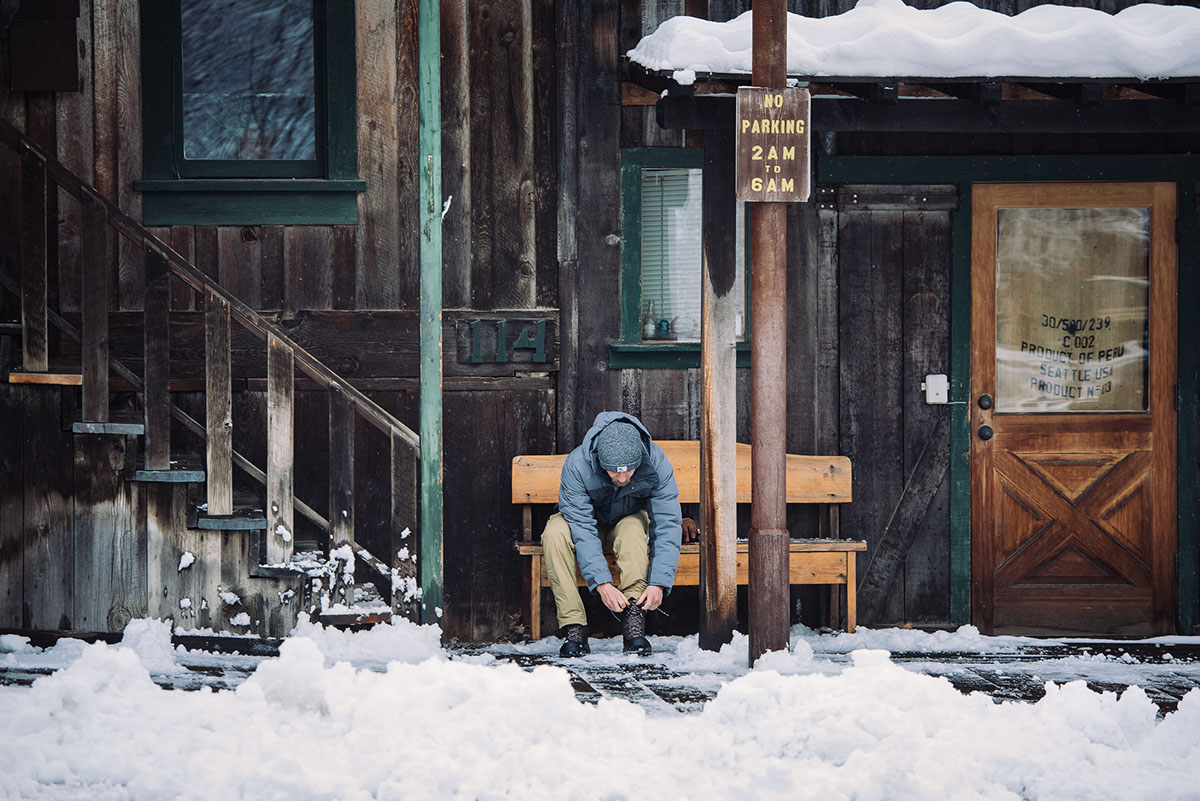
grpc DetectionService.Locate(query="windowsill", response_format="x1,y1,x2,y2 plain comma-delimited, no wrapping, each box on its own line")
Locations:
608,341,751,369
135,178,367,226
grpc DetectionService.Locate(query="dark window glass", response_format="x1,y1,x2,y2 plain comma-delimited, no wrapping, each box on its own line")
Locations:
180,0,316,161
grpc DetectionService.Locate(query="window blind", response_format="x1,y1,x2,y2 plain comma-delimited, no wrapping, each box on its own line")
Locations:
640,167,745,343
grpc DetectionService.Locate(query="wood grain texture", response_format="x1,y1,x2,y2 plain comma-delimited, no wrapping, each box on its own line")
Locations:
440,0,472,309
531,0,558,308
23,386,74,629
218,227,262,310
355,0,401,310
571,0,621,437
328,386,355,548
54,3,93,317
700,125,738,647
258,225,285,311
143,247,171,469
20,147,48,372
80,191,109,421
900,207,952,622
468,0,537,309
838,204,905,623
267,335,295,564
205,290,233,515
285,226,333,313
115,0,143,311
442,387,554,640
512,442,852,504
0,386,25,627
554,0,579,443
73,434,145,631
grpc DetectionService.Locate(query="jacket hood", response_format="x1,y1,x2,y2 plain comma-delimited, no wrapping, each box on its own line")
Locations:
580,412,652,472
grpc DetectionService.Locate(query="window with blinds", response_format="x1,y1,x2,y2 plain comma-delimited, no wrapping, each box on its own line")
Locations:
638,168,745,343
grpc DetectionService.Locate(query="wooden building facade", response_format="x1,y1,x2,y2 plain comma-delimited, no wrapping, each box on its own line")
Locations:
0,0,1197,641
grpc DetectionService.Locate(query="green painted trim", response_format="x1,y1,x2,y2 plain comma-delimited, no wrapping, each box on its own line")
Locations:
819,155,1200,185
139,1,174,180
141,191,359,226
620,148,703,344
948,189,972,627
1178,183,1199,634
609,342,752,370
418,0,443,626
323,0,358,181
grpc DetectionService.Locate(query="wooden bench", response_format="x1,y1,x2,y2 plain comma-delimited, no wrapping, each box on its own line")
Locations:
512,440,864,640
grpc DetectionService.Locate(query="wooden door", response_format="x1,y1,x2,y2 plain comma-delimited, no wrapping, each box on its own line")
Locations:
971,183,1177,636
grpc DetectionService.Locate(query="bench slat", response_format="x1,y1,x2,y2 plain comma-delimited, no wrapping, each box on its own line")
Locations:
512,441,851,505
514,542,864,589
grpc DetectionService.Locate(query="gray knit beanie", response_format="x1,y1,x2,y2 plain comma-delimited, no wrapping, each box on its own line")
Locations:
595,422,643,472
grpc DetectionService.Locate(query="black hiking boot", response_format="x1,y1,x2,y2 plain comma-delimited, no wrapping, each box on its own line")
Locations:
622,600,651,656
559,624,590,657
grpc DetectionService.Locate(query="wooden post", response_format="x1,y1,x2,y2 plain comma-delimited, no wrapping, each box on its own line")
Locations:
748,0,791,664
391,428,419,621
204,289,232,516
266,334,294,565
80,191,109,421
143,248,171,470
699,124,738,650
418,0,444,625
329,385,355,607
20,145,48,373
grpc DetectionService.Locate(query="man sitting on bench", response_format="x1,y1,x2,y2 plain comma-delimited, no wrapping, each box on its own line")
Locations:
543,411,692,657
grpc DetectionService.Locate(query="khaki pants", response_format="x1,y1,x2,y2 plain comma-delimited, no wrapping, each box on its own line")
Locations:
541,510,650,629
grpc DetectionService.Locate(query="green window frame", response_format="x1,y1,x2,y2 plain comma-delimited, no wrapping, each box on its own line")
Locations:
611,148,750,369
135,0,364,225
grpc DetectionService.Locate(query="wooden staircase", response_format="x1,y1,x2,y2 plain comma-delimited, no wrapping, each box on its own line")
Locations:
0,120,423,636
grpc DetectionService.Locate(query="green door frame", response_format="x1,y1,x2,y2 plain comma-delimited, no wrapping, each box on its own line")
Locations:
818,155,1200,633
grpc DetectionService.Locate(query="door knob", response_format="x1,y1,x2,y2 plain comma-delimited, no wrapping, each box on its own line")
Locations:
978,394,994,410
978,425,994,441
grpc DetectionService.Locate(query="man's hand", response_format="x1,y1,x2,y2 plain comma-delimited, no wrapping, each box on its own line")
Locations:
596,582,628,612
636,585,664,611
681,517,698,543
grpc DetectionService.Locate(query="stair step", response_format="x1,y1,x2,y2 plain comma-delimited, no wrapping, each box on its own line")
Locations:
132,468,206,483
72,420,145,435
249,563,308,579
196,509,268,531
318,609,393,628
9,371,82,386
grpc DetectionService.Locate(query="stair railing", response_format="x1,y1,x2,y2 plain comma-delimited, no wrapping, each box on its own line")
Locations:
0,119,422,622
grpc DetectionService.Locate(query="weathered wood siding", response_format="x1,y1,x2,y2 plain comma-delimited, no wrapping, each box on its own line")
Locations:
2,0,1198,639
0,0,560,640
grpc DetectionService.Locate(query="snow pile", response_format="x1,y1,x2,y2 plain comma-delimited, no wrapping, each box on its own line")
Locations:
117,618,183,675
628,0,1200,80
2,621,1199,799
290,612,446,668
805,623,1038,654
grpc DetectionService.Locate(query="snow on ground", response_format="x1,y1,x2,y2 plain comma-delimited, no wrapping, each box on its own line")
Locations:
2,619,1200,800
627,0,1200,80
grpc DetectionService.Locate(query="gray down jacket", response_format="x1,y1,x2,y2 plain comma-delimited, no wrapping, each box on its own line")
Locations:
557,411,683,592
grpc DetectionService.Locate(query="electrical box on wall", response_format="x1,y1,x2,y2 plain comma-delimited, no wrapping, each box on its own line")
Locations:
922,374,949,405
5,1,80,93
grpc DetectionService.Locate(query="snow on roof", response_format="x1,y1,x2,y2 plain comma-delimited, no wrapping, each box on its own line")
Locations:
627,0,1200,81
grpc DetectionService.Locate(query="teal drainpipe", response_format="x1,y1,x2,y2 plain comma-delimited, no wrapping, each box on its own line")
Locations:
418,0,444,626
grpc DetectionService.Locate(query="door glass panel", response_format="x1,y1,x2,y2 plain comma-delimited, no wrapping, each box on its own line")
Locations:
995,207,1149,412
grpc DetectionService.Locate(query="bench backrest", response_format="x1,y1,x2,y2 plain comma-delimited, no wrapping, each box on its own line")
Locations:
511,440,851,505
